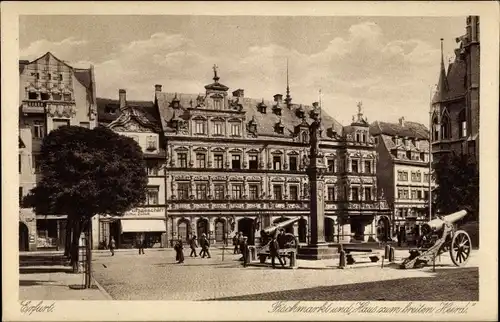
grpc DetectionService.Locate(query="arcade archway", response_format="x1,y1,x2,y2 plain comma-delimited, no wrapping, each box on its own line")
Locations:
377,216,391,242
19,222,29,251
197,218,209,240
238,217,255,245
324,217,335,242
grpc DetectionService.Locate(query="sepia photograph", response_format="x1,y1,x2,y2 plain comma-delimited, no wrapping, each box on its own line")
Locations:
2,1,498,321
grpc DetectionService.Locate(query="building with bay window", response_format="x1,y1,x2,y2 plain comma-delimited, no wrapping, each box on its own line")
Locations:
19,52,98,251
95,90,167,249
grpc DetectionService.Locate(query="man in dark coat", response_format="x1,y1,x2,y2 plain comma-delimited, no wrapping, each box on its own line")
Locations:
277,229,287,265
189,235,198,257
233,235,239,254
199,233,211,258
241,236,250,267
269,234,285,269
109,237,116,256
138,233,145,255
174,239,184,263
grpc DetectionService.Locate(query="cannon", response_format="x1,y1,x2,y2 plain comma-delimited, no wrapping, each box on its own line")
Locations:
400,210,472,269
257,217,300,263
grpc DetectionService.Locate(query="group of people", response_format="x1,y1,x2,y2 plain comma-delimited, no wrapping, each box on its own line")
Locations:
233,229,288,269
174,233,211,264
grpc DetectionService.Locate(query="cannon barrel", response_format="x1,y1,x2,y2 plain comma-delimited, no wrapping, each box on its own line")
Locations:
261,217,300,236
421,210,467,233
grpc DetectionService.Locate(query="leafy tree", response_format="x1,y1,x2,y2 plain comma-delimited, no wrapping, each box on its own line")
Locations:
432,152,479,222
24,126,148,278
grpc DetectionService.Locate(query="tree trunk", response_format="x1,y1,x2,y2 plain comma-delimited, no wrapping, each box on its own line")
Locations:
84,218,92,289
70,220,82,273
64,217,73,258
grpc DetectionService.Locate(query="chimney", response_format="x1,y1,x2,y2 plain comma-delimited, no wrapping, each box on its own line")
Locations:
155,84,162,94
399,117,405,127
119,89,126,110
273,94,283,103
232,89,244,98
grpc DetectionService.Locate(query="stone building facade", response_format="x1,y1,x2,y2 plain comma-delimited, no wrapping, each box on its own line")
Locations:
19,52,97,251
370,117,435,240
431,16,480,163
155,68,390,247
95,91,168,249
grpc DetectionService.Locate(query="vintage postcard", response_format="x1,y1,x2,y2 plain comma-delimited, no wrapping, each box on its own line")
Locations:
2,1,498,321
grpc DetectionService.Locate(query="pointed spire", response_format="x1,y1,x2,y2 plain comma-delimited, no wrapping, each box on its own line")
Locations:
285,59,292,108
433,38,449,104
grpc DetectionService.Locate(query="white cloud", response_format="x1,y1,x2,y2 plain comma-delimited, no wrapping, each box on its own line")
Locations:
20,37,88,61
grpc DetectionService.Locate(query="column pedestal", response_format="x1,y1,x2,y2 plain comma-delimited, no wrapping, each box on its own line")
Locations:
297,242,339,260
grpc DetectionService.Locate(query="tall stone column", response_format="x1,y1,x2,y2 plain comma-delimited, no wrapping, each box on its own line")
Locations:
208,217,215,245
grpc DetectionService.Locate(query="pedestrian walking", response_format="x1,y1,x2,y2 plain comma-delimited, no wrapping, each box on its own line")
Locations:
199,233,211,258
233,235,239,254
238,232,245,259
138,233,145,255
174,239,184,263
189,235,198,257
269,233,285,269
109,237,116,256
277,229,287,265
241,236,250,267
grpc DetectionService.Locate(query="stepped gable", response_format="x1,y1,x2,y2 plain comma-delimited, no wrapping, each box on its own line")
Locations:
96,97,157,126
156,92,344,137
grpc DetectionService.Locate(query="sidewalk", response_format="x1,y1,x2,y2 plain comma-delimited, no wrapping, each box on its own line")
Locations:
19,252,112,300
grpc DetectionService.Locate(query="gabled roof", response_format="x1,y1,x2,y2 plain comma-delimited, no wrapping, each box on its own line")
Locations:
369,120,429,140
379,134,430,155
156,92,344,138
96,98,157,126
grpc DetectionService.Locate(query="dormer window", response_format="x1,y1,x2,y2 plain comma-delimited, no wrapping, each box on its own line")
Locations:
273,104,282,116
296,105,305,118
257,99,267,114
146,136,157,151
247,117,258,136
275,120,285,134
171,94,181,109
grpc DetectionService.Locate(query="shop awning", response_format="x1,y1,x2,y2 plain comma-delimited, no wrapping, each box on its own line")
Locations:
121,220,165,233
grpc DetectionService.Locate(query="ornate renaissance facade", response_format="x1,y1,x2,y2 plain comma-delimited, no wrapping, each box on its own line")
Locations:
19,52,97,251
157,67,390,247
370,117,435,239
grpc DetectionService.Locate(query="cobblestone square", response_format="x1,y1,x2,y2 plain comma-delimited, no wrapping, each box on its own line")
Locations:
92,248,479,301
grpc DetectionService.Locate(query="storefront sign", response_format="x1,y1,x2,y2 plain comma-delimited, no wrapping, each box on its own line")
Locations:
124,207,164,218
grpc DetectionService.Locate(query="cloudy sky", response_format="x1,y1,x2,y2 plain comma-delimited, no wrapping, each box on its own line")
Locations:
20,15,466,125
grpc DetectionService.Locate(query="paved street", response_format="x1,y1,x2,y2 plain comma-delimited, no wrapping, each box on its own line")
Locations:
92,247,479,301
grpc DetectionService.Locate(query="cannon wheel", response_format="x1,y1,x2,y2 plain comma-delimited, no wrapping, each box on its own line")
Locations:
285,233,299,249
449,230,472,267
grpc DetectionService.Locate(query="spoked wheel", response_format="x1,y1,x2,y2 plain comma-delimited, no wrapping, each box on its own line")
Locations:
449,230,472,267
285,233,299,249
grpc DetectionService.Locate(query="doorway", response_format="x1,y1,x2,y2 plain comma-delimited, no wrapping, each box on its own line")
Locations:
19,222,29,251
197,218,209,241
298,218,307,243
324,217,335,242
377,216,391,242
238,217,255,245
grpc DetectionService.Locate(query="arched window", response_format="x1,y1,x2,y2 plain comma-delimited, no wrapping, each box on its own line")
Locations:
215,220,225,242
441,114,450,140
458,109,467,138
432,117,439,141
302,131,308,143
178,219,190,242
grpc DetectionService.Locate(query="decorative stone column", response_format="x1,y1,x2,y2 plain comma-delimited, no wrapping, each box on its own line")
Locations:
208,217,215,245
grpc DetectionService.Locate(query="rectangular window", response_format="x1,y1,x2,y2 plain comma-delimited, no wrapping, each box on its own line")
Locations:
146,136,157,151
178,153,187,168
248,155,258,170
416,172,422,182
52,93,62,101
327,186,335,201
32,154,41,173
402,189,409,199
195,121,206,134
214,99,223,110
420,153,425,161
364,160,371,173
397,189,403,199
249,184,259,200
273,185,283,200
19,187,23,206
196,153,206,168
351,160,359,173
213,122,224,135
230,123,241,136
231,154,241,169
289,156,298,171
196,183,207,200
33,121,45,139
214,184,225,200
231,184,242,199
364,187,371,201
214,154,224,169
289,186,299,200
52,119,70,130
424,173,430,182
411,172,416,182
273,156,282,170
146,187,159,205
146,162,159,176
177,183,189,200
63,93,72,101
327,159,334,172
351,187,359,201
424,190,429,200
417,190,423,199
411,190,417,200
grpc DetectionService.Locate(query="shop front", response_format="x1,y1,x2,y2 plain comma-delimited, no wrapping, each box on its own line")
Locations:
99,207,167,249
